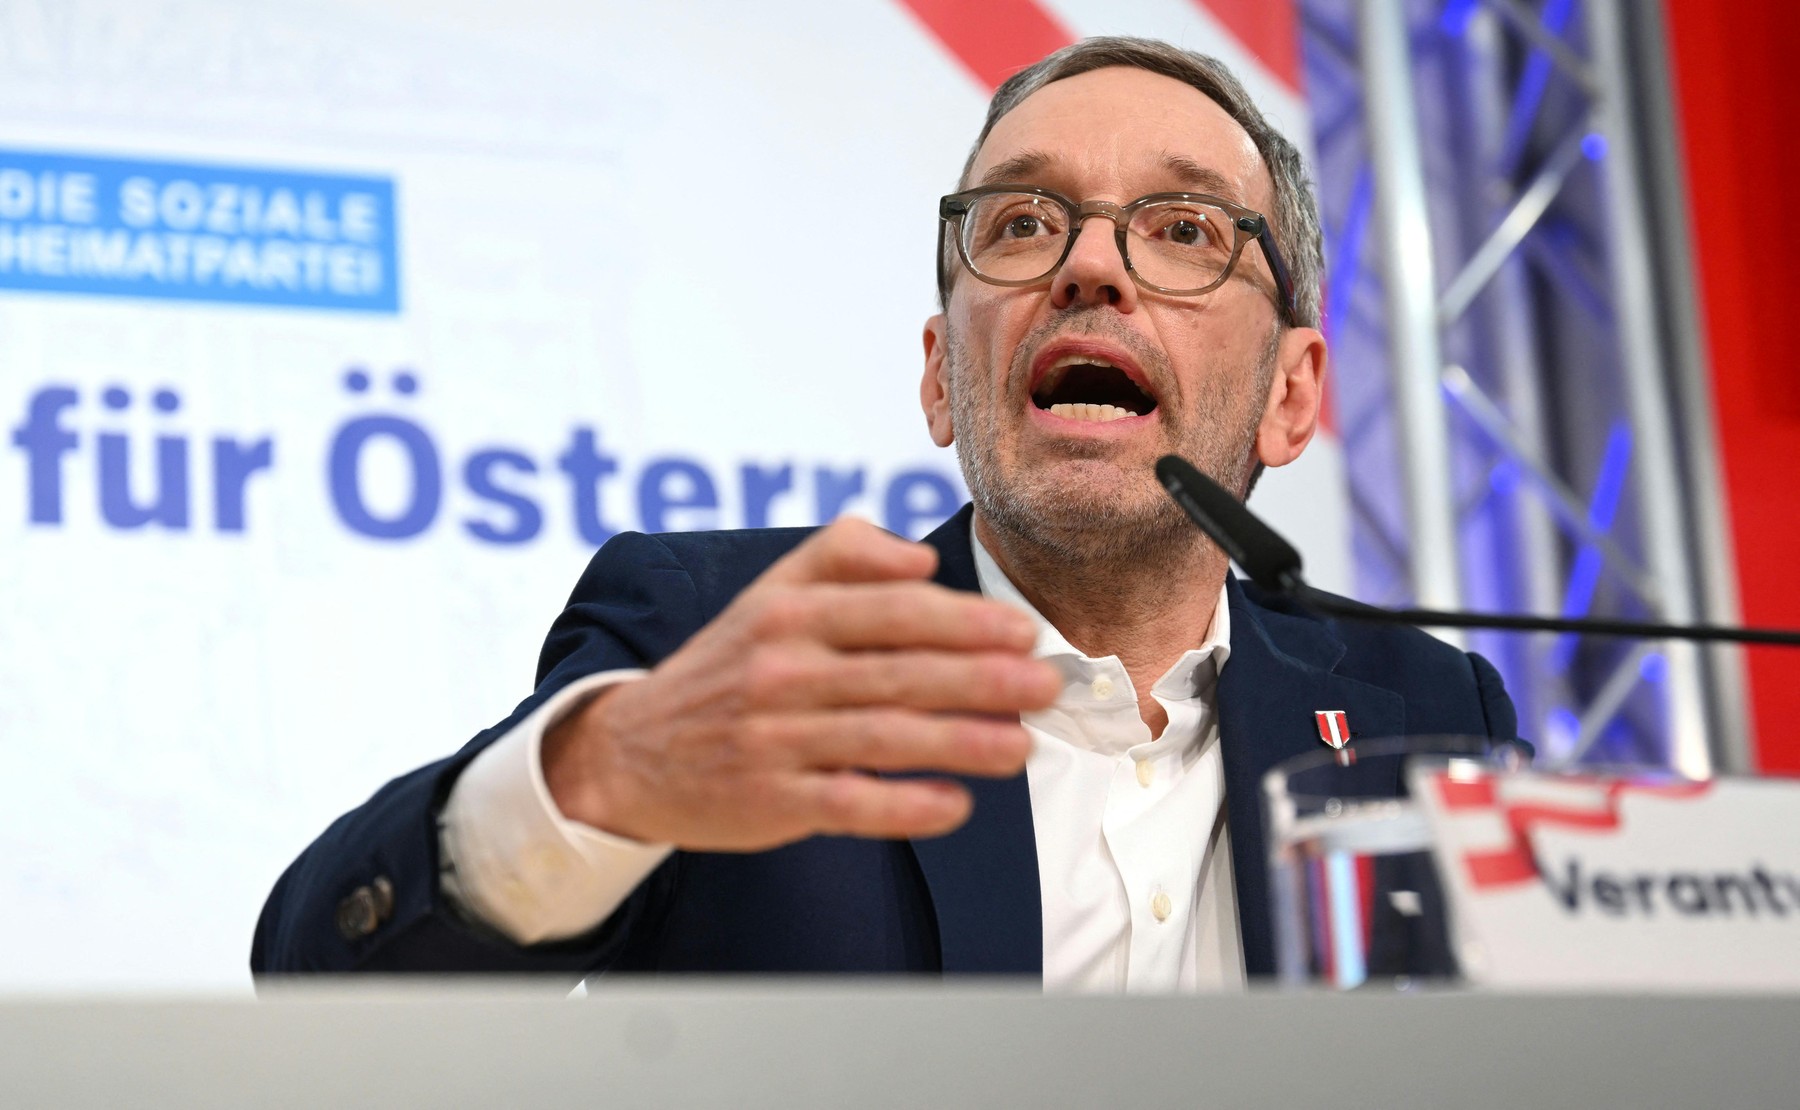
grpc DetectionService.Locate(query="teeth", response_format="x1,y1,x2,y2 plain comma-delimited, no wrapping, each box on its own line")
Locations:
1048,402,1137,422
1051,353,1118,371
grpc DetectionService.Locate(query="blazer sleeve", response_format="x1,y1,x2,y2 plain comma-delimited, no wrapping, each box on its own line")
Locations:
1469,650,1523,748
250,531,704,975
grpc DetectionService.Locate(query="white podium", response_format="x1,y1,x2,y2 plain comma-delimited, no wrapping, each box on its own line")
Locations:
3,981,1796,1108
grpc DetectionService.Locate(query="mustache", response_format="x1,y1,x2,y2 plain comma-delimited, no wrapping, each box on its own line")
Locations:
1009,306,1170,392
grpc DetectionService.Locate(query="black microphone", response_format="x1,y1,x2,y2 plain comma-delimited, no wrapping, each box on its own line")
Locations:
1154,455,1304,594
1156,453,1800,648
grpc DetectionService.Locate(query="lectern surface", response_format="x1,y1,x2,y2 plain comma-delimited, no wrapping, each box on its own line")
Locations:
1,981,1794,1108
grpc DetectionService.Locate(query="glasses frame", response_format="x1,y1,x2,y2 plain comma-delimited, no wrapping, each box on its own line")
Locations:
937,184,1299,326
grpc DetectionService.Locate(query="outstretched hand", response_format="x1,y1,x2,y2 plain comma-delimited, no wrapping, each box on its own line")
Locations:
541,518,1060,851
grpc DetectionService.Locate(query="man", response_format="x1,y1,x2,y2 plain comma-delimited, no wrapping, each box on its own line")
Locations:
253,37,1516,987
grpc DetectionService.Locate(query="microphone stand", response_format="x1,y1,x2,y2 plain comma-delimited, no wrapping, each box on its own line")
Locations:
1291,586,1800,648
1154,452,1800,650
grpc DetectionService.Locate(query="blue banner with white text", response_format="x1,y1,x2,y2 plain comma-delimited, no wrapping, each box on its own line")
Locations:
0,149,399,312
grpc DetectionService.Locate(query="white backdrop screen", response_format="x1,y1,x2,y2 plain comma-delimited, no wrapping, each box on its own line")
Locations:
0,0,1346,991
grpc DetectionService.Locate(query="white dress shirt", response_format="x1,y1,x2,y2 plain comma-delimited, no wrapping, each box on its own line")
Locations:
971,540,1242,992
441,530,1244,990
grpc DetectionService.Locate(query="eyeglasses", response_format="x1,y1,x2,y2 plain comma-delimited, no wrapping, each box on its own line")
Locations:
938,185,1298,325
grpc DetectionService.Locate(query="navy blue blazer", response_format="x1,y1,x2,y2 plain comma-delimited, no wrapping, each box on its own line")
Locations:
252,504,1517,978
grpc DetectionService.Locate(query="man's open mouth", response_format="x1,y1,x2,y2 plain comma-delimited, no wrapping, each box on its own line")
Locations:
1030,354,1158,423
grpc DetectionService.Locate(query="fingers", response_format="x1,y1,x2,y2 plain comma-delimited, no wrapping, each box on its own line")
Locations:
755,582,1037,653
759,517,938,587
794,773,973,840
582,516,1062,849
752,709,1033,777
748,649,1063,714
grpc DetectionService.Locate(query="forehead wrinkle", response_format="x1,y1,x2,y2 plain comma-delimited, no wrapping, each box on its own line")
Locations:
973,70,1269,190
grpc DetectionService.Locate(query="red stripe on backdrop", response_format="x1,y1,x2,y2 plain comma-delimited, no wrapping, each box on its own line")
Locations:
894,0,1076,93
1664,0,1800,772
1190,0,1304,92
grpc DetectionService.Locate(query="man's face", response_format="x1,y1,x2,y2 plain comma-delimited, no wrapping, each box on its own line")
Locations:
921,66,1322,558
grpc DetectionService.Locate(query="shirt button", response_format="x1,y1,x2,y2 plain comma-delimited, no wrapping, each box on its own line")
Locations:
1091,676,1114,700
1151,891,1173,923
1135,759,1154,787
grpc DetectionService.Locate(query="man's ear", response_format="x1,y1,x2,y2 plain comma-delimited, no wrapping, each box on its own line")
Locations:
1255,325,1327,468
921,313,955,448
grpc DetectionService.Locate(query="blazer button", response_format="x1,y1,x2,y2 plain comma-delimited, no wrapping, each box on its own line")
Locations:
336,876,396,940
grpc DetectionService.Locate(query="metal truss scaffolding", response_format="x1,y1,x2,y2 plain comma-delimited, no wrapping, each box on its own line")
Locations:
1298,0,1747,775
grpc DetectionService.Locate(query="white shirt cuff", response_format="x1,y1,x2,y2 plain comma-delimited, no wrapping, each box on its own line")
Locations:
439,670,673,945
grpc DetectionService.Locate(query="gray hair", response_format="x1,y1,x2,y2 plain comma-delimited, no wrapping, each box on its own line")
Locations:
941,36,1323,331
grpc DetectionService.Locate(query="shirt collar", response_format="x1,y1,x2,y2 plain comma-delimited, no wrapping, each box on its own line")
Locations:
970,526,1232,700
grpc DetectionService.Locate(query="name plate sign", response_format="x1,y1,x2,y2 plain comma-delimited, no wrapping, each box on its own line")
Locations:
1410,765,1800,990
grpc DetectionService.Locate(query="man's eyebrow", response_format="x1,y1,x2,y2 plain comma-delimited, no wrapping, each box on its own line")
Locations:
1158,153,1240,199
976,150,1054,187
975,150,1245,202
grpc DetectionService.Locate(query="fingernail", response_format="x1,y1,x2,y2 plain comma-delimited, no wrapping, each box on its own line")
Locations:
988,604,1034,641
1002,661,1039,693
923,781,971,813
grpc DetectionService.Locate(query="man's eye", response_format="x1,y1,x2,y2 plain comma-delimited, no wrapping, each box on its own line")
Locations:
1004,215,1045,238
1151,213,1224,247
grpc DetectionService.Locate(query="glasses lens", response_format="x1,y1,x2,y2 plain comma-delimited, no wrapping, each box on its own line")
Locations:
1126,200,1238,292
958,193,1071,283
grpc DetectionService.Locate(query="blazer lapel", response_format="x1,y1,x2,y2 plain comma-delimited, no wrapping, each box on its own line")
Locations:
900,511,1407,980
903,505,1043,975
1218,577,1405,976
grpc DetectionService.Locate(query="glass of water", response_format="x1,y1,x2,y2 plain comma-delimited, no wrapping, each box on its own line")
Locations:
1263,736,1525,989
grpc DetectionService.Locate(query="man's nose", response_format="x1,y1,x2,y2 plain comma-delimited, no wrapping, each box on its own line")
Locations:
1049,215,1139,312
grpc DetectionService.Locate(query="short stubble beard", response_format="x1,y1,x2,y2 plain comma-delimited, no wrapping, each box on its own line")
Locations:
945,309,1279,574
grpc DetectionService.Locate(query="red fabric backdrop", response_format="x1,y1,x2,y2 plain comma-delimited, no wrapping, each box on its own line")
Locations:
1664,0,1800,771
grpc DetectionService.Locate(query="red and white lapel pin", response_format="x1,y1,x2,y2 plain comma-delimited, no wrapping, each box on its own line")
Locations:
1314,710,1351,750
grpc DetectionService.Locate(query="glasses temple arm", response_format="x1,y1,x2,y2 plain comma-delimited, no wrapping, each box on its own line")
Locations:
1253,223,1299,326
